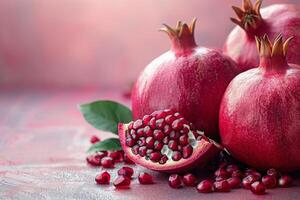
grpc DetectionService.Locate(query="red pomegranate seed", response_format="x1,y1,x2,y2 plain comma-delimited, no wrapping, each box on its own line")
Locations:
159,155,168,164
142,114,152,124
113,176,131,189
154,141,164,151
156,111,168,119
156,119,166,129
128,122,133,130
171,119,184,131
180,127,189,134
169,174,182,189
169,131,180,139
226,164,239,175
131,145,139,155
165,115,176,125
149,117,156,129
279,175,293,187
250,181,266,195
242,175,260,189
214,180,231,192
183,173,197,186
267,168,280,178
163,136,170,144
143,126,152,137
231,170,243,178
146,137,155,148
197,180,214,193
182,145,193,159
174,112,183,118
101,157,115,168
139,146,147,156
123,154,135,164
262,175,277,188
153,130,164,140
126,138,136,147
163,125,172,135
168,140,178,151
133,119,143,129
179,134,189,146
108,150,124,162
118,167,134,178
172,151,182,161
227,177,241,189
90,135,100,144
138,172,154,184
136,128,144,137
214,168,230,178
95,171,110,184
218,162,228,169
149,152,161,162
86,151,107,166
137,137,146,146
215,176,227,182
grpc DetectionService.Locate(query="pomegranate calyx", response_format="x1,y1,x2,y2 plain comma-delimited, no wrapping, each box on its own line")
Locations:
256,34,292,71
231,0,262,33
160,18,197,55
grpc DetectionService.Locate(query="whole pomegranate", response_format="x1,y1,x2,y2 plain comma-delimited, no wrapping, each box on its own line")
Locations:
224,0,300,72
219,34,300,172
118,109,221,173
132,19,239,139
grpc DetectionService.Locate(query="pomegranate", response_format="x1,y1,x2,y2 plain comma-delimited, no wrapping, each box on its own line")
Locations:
118,109,220,173
224,0,300,72
220,35,300,172
131,19,239,139
197,180,214,193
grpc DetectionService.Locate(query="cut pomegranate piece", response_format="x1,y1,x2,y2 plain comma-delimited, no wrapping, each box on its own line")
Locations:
113,176,131,189
117,167,134,178
95,171,110,184
118,110,220,173
168,174,182,189
138,172,154,184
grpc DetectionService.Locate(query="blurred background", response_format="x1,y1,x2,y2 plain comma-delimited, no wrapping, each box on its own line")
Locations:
0,0,298,90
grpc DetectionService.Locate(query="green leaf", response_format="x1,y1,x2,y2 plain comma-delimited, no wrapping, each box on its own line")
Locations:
79,100,132,134
87,138,122,153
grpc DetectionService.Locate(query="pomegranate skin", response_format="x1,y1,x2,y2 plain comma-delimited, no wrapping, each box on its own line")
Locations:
224,2,300,72
132,19,239,139
220,35,300,172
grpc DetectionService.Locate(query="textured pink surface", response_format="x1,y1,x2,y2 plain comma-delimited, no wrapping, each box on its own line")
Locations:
0,88,299,199
0,0,299,88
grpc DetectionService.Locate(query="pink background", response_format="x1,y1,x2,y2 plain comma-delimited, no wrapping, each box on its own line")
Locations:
0,0,298,89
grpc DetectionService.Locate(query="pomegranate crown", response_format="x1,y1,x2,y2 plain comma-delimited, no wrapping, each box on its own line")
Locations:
231,0,263,33
255,34,293,58
160,18,197,54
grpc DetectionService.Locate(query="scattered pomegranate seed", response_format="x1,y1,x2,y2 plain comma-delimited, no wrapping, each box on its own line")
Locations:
227,177,241,189
231,170,243,178
101,157,115,168
118,167,134,178
123,154,135,164
262,175,277,188
242,175,260,189
278,175,293,187
86,151,107,166
267,168,280,178
214,168,230,178
214,180,231,192
183,173,197,186
250,181,266,195
138,172,154,184
90,135,100,144
95,171,110,184
108,150,124,162
113,176,131,189
226,164,239,175
169,174,182,189
197,180,214,193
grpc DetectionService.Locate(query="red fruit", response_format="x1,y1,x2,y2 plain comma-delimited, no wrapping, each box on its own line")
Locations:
138,172,154,184
90,135,100,144
118,110,220,173
197,180,214,193
262,175,277,189
214,168,230,178
227,177,241,189
131,19,239,139
113,176,131,189
123,154,135,165
242,175,260,189
220,35,300,172
95,171,110,184
224,0,300,72
118,167,134,178
214,180,231,192
231,170,243,178
182,173,197,186
100,157,115,168
267,168,280,178
226,164,239,175
168,174,182,189
250,181,266,195
86,151,107,166
278,175,293,187
109,150,124,162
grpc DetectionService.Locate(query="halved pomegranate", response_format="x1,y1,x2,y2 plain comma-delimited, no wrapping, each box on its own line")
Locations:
118,109,221,173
